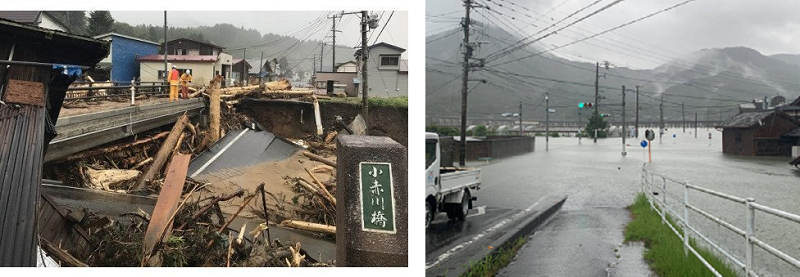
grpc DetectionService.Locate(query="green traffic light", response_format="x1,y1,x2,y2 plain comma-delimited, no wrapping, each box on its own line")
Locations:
578,103,584,108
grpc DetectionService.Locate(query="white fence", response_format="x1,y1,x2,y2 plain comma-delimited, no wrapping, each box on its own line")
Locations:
641,164,800,277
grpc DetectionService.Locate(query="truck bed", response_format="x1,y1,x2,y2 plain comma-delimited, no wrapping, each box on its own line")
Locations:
439,167,481,195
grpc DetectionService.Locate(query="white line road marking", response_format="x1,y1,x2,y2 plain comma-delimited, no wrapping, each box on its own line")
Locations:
425,197,545,270
467,206,486,218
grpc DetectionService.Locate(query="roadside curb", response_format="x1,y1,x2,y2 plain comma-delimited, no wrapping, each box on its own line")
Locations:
429,195,567,277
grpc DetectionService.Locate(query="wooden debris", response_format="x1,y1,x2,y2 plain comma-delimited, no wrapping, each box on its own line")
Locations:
40,239,89,267
311,165,334,173
132,114,190,191
324,131,338,144
280,220,336,235
264,79,292,91
84,167,140,191
131,157,153,170
209,76,222,143
217,184,264,233
304,168,336,206
141,153,191,266
302,151,336,167
55,132,168,163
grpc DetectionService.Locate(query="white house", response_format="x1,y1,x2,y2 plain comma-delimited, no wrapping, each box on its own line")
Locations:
355,42,408,98
335,61,357,73
0,11,69,32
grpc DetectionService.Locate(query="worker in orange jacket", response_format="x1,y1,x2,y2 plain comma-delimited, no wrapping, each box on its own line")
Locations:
180,69,193,99
168,65,180,102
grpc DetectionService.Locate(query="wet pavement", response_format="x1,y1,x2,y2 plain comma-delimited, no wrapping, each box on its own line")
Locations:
427,130,800,276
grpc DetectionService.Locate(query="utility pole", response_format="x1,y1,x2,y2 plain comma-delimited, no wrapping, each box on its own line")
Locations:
519,101,523,136
635,85,639,138
594,62,599,143
682,102,685,133
360,10,369,133
622,86,627,156
578,108,582,144
329,14,341,69
707,107,710,130
695,113,698,138
259,51,264,83
660,95,664,143
459,0,473,166
320,42,324,72
546,94,549,151
241,48,246,85
163,11,167,81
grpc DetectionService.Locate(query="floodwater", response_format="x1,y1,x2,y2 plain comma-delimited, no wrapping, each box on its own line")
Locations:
472,130,799,277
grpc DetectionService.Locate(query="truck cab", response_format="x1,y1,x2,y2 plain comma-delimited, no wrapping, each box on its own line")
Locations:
426,132,481,228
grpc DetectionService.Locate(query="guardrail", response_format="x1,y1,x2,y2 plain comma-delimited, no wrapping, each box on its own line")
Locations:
641,164,800,277
65,81,168,101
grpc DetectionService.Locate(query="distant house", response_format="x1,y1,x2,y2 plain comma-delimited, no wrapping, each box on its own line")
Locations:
718,111,800,156
137,53,233,86
335,60,357,72
93,33,159,85
777,95,800,120
232,59,252,85
0,11,69,32
355,42,408,97
139,38,233,86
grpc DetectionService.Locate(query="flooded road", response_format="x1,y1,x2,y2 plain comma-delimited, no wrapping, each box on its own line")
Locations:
473,131,799,276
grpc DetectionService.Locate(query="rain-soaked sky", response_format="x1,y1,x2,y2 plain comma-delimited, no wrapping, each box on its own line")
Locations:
427,0,800,69
111,11,408,55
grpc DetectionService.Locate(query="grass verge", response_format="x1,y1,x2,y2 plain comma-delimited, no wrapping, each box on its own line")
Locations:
625,193,740,277
324,96,408,108
461,237,527,277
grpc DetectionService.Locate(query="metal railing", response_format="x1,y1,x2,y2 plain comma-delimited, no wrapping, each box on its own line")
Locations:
65,81,168,101
641,164,800,277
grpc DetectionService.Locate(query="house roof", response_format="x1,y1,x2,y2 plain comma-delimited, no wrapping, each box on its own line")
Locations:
718,111,800,129
232,59,252,68
165,38,225,50
137,54,217,63
782,127,800,138
0,11,69,32
791,95,800,106
93,32,159,46
0,17,108,66
369,42,406,52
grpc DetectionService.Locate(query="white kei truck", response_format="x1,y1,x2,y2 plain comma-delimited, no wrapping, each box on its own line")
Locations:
425,132,482,228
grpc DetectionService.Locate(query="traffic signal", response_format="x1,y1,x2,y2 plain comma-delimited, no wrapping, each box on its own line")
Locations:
600,113,611,117
578,103,594,108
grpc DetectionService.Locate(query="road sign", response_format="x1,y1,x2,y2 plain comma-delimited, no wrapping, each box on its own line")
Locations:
360,162,396,233
645,129,655,141
640,140,648,148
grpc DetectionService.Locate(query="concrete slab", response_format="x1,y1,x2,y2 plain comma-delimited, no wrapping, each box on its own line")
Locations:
425,195,566,277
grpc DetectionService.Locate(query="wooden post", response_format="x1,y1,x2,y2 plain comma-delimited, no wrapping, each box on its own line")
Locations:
209,75,222,142
132,114,189,191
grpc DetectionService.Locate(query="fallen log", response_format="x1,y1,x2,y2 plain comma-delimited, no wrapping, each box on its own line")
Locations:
280,220,335,235
40,239,89,267
54,132,168,163
132,114,190,191
209,76,222,143
217,184,264,233
85,167,140,191
302,151,336,167
304,168,336,206
188,87,206,98
261,90,314,96
264,79,292,91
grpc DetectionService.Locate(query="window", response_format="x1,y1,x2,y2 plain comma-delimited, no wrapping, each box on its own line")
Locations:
174,48,187,55
380,55,399,66
426,139,438,169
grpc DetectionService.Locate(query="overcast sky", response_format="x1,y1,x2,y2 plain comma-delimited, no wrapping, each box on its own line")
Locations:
110,11,408,58
427,0,800,69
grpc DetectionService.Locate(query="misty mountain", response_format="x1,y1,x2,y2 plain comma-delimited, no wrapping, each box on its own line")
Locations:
427,25,800,124
771,54,800,67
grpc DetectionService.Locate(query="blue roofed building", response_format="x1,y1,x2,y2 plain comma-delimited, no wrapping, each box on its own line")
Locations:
93,33,160,85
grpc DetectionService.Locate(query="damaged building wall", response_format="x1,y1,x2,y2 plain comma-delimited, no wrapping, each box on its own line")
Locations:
238,99,408,147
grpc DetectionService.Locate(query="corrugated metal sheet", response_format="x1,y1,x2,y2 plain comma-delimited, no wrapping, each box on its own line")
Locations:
0,104,45,266
0,11,41,24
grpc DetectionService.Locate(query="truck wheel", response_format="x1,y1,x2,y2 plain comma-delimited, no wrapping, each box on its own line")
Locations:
446,207,456,219
454,191,470,220
426,201,434,228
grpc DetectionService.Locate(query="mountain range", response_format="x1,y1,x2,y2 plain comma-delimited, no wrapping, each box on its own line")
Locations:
426,25,800,123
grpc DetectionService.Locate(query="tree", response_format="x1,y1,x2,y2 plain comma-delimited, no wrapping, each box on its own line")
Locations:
278,57,292,78
87,11,114,36
148,26,159,42
473,125,488,137
426,125,459,137
187,32,207,43
584,114,609,138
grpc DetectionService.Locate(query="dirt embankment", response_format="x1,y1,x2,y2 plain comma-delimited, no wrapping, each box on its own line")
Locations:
238,99,408,147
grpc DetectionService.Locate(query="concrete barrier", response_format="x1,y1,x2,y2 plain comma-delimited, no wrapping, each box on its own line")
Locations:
454,136,535,161
336,135,407,266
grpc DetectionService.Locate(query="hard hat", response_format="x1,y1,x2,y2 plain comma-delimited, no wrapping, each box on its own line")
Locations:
172,65,177,68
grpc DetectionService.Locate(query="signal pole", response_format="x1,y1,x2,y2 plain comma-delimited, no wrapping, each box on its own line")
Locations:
519,101,523,136
594,62,599,143
660,95,664,143
707,107,710,130
695,113,698,138
682,102,685,133
622,86,627,156
635,85,639,138
329,14,341,69
546,93,549,151
578,107,582,144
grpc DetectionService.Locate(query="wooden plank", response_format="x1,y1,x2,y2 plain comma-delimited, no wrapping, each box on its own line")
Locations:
141,153,190,265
